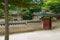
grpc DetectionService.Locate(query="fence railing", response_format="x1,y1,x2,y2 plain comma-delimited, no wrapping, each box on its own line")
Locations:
0,20,42,26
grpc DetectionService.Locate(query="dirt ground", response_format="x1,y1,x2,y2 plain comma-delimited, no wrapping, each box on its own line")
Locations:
0,27,60,40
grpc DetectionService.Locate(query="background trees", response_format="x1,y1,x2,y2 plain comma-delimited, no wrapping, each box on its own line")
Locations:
43,0,60,14
0,0,60,19
0,9,4,18
0,0,43,20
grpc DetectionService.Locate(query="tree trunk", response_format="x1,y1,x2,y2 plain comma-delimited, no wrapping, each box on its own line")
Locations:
5,0,9,40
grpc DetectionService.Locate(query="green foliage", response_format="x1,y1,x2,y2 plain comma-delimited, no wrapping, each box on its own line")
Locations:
8,10,13,20
49,3,60,13
0,9,4,18
8,4,17,10
30,7,41,12
0,0,43,8
0,9,14,19
0,2,4,9
23,9,32,20
43,0,60,13
0,0,32,8
0,0,43,20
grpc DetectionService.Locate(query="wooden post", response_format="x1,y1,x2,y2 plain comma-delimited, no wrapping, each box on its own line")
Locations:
5,0,9,40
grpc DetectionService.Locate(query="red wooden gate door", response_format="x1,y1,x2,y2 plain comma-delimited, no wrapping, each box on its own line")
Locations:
42,17,52,30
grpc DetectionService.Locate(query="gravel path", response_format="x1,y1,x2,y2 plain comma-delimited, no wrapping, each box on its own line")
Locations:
0,28,60,40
